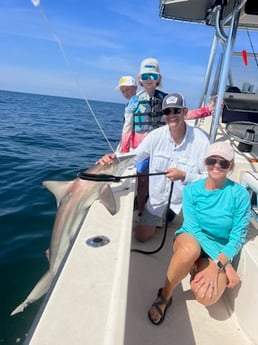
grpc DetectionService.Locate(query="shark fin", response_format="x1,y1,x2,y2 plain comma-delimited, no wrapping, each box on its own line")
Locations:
43,180,74,206
99,185,117,215
10,270,53,316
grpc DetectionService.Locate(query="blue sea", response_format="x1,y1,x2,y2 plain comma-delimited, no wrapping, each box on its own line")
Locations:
0,90,124,344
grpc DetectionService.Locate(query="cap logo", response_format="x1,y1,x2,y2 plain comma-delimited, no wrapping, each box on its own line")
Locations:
144,64,156,69
120,77,128,83
166,96,178,104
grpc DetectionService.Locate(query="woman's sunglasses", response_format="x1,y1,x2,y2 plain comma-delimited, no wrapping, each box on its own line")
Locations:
205,156,231,169
141,73,159,81
163,108,182,115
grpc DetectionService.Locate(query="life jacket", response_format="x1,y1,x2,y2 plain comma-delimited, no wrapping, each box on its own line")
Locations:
134,89,167,132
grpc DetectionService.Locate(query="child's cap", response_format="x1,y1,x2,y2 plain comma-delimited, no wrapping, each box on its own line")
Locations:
115,76,137,90
139,58,160,75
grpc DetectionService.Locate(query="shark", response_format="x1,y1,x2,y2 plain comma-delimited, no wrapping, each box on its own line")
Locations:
11,153,135,315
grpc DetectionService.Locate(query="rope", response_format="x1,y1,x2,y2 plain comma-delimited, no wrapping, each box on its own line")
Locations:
131,181,174,255
78,171,166,182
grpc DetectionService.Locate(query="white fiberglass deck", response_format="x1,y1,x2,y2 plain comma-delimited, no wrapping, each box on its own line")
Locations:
126,214,255,345
24,167,257,345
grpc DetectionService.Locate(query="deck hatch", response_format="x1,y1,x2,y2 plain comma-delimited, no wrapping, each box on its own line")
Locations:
86,235,110,248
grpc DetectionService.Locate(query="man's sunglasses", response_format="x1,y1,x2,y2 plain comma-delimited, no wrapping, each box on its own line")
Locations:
163,108,182,115
141,73,159,81
205,156,231,169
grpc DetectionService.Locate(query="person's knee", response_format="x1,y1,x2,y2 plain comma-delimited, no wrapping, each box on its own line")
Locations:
174,234,200,254
135,225,156,242
174,242,200,264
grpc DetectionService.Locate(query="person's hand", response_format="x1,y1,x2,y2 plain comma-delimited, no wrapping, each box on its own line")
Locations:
224,264,240,288
166,168,186,182
192,263,219,299
96,153,116,165
208,95,224,114
208,97,216,113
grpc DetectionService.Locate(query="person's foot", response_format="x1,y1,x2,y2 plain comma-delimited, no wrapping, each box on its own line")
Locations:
148,288,172,325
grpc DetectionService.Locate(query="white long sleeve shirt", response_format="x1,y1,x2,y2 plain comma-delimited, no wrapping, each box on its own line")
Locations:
132,124,209,217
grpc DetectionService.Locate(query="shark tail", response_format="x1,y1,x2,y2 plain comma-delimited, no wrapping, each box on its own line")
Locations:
11,270,53,316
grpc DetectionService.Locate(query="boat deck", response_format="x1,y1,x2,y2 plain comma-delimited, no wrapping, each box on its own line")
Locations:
24,170,256,345
125,214,253,345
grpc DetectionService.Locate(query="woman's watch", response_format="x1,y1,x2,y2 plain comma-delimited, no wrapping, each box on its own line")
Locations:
214,259,230,271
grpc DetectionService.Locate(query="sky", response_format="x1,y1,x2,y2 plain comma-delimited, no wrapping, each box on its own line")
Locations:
0,0,257,107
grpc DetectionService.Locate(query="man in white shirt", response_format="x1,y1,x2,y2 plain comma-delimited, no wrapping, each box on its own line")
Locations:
97,93,209,242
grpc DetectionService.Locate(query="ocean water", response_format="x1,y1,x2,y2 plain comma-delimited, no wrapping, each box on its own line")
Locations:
0,90,124,344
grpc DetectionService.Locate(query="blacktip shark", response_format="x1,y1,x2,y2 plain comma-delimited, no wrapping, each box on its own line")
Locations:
11,153,135,315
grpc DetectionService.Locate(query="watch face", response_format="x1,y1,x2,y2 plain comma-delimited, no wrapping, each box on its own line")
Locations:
217,261,224,270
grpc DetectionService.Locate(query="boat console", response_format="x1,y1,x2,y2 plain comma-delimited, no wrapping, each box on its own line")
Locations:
222,92,258,123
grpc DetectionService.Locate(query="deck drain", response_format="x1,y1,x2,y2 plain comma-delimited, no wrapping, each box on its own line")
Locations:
86,235,110,248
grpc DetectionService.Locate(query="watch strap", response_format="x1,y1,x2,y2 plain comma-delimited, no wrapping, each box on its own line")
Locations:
214,259,230,271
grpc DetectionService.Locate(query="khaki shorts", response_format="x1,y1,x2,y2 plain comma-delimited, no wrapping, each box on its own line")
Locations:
138,208,164,227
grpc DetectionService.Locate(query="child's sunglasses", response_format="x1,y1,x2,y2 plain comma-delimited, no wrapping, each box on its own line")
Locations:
141,73,159,81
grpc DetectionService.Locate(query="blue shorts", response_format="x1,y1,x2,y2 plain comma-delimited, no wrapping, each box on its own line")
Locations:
136,157,149,174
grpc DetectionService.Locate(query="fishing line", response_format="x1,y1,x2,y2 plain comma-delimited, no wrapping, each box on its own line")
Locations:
31,0,116,154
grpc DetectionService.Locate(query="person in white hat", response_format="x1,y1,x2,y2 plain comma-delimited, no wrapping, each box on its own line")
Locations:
135,57,216,137
115,76,138,152
148,140,251,325
114,75,138,157
115,75,137,101
115,75,148,215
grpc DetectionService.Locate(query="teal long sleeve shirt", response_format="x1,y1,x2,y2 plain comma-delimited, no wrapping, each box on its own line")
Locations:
176,178,251,260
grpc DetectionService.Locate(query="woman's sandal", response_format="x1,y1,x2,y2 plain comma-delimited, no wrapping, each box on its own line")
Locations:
148,288,173,325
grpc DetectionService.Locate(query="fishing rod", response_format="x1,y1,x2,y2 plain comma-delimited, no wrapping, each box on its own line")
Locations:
78,171,167,182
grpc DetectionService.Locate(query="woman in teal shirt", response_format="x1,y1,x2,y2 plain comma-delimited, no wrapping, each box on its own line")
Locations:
148,141,251,325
